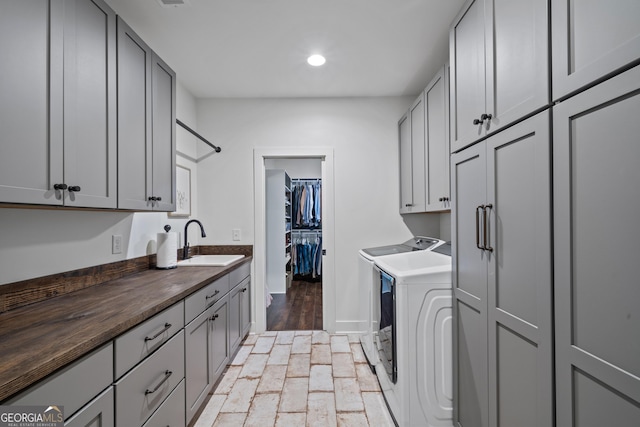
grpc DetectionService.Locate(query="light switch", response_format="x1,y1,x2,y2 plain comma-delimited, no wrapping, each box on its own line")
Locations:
232,229,241,241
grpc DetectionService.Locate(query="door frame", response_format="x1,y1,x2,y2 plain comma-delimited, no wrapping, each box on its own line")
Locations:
253,147,335,333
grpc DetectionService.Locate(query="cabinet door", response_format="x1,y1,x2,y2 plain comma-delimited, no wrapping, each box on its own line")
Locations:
552,0,640,100
185,309,213,424
451,142,488,427
210,296,230,383
449,0,486,152
399,94,426,214
151,53,176,212
229,283,242,354
62,0,116,208
553,65,640,426
65,386,114,427
424,66,450,211
398,112,413,212
117,17,153,210
240,277,251,337
0,1,63,205
486,112,553,427
485,0,549,135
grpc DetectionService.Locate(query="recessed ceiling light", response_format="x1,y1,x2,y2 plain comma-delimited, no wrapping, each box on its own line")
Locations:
307,54,326,67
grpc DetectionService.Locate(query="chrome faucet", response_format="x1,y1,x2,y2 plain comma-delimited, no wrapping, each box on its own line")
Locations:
183,219,206,260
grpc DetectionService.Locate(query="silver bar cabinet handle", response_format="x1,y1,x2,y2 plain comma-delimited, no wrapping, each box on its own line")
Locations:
483,204,493,252
144,323,172,342
145,370,172,395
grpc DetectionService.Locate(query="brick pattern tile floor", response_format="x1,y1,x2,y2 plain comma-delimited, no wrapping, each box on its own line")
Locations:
193,331,395,427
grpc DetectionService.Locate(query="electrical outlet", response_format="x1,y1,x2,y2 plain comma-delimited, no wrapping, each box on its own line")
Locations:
232,229,241,241
112,235,122,254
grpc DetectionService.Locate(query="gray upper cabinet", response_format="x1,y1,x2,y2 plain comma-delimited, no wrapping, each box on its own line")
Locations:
63,0,117,208
0,0,117,208
452,112,553,427
552,0,640,101
399,65,451,214
151,55,177,212
117,18,176,211
424,65,451,211
399,94,426,213
553,65,640,426
449,0,549,153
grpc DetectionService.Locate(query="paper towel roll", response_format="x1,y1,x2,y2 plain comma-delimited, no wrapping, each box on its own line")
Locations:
157,232,178,269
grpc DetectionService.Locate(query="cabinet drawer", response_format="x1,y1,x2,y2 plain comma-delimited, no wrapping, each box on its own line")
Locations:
65,386,114,427
230,261,250,287
115,330,185,427
142,379,185,427
114,302,184,379
6,343,113,419
185,275,229,324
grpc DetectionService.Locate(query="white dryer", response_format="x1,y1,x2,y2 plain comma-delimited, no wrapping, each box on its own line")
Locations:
373,245,453,427
358,237,444,366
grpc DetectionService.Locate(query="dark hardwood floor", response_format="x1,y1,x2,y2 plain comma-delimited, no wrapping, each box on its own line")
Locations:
267,279,323,331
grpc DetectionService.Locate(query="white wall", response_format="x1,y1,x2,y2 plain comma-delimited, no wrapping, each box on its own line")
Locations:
195,97,443,329
0,82,201,286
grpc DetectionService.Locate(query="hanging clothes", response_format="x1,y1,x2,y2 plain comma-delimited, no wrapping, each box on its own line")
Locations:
291,232,322,278
291,179,322,229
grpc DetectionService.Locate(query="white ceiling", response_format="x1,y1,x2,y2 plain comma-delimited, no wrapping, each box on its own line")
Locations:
104,0,465,99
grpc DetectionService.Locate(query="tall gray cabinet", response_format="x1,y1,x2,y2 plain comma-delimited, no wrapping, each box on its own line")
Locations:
450,0,553,426
553,64,640,427
451,0,640,425
0,0,117,208
451,112,553,427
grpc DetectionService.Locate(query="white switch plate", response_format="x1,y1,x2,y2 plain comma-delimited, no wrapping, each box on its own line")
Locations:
232,229,241,241
112,235,122,254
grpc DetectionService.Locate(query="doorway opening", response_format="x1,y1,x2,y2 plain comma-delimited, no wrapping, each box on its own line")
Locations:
265,159,323,330
253,147,335,334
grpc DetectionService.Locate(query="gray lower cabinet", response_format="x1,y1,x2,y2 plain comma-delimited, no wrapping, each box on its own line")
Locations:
552,0,640,101
117,17,176,212
65,387,114,427
210,296,230,382
240,277,252,338
553,65,640,426
5,343,114,423
229,276,252,352
451,111,553,427
185,268,251,425
115,330,185,427
185,307,215,423
0,0,117,208
4,265,250,427
114,301,184,379
142,379,185,427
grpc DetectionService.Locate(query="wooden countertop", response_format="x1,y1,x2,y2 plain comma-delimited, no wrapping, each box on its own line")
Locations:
0,256,251,402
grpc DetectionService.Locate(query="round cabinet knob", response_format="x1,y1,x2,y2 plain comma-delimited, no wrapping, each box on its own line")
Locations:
68,185,81,192
481,113,492,121
148,196,157,201
473,118,482,125
53,183,67,190
439,197,444,202
156,196,162,201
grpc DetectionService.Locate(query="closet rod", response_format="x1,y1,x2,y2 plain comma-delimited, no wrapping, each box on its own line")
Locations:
176,119,221,153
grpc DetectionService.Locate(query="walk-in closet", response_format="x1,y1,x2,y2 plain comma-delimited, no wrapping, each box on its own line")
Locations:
265,159,323,331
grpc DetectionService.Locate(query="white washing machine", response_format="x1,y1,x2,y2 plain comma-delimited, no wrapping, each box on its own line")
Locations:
373,245,453,427
358,237,444,367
